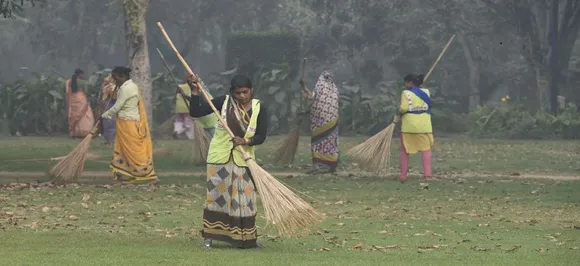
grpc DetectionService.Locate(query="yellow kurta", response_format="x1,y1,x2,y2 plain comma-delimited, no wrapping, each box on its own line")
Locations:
399,89,434,154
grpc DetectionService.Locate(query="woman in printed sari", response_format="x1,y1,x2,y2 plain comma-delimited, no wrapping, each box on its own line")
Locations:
393,74,435,182
65,69,95,138
302,71,339,174
189,74,268,249
101,67,158,185
100,75,117,145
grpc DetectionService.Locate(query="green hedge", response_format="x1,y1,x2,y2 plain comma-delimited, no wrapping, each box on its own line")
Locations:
225,32,301,79
467,104,580,139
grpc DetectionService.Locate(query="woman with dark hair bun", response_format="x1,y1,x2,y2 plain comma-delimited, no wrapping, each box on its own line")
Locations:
101,66,158,185
188,74,269,249
393,73,435,181
65,68,95,138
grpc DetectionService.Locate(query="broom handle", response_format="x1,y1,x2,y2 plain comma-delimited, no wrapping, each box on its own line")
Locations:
156,48,191,111
299,58,311,98
424,34,456,82
157,22,250,155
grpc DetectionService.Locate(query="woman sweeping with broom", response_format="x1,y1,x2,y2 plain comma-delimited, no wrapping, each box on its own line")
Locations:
304,70,340,174
101,66,159,185
188,74,268,249
100,75,117,145
394,74,435,182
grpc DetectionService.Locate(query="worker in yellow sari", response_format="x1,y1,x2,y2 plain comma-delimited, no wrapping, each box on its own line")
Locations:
65,69,95,138
101,67,158,185
394,74,435,182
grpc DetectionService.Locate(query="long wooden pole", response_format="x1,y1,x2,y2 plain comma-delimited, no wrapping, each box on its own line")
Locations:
156,47,190,110
424,34,456,82
156,22,249,156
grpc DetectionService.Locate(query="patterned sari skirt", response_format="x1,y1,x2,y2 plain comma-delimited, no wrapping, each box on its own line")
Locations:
202,159,258,247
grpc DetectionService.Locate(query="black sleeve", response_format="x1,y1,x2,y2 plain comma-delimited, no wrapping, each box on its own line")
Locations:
189,95,226,118
248,103,269,146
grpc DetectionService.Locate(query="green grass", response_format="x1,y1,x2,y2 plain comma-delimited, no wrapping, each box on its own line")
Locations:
1,176,579,265
0,135,579,175
0,135,580,265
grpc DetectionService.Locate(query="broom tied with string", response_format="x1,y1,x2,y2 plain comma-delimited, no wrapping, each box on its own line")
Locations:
273,57,309,165
347,34,457,173
48,84,118,184
157,22,324,236
156,48,210,163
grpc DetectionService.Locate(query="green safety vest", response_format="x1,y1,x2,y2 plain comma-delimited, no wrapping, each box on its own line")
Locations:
206,95,261,167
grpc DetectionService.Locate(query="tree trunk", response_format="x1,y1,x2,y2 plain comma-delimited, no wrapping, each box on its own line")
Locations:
458,33,480,111
123,0,153,127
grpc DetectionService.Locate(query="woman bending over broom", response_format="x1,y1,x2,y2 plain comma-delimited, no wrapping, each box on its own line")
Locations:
393,74,435,182
101,67,159,185
301,71,340,174
188,74,269,249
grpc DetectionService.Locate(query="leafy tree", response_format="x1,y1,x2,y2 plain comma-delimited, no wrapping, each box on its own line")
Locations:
0,0,43,18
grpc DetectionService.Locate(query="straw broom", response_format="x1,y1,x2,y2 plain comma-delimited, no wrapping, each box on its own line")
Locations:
157,22,324,235
48,120,101,183
48,84,119,183
273,58,308,165
346,34,456,173
156,47,210,163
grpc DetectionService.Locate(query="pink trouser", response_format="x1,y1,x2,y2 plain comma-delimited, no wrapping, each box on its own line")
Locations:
400,135,432,180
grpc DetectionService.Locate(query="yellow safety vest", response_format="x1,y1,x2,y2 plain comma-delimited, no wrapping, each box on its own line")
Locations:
206,95,261,167
400,89,433,133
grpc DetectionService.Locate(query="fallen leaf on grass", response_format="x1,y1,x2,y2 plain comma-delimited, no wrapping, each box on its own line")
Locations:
477,223,490,227
69,215,79,221
471,246,488,252
351,243,364,250
165,232,177,238
82,193,90,201
418,245,442,252
30,222,38,230
377,230,389,234
502,245,521,253
42,206,50,213
334,201,344,205
81,203,89,209
537,248,548,253
335,223,346,226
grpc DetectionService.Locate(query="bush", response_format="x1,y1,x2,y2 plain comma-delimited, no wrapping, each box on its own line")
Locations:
225,32,301,79
467,103,580,139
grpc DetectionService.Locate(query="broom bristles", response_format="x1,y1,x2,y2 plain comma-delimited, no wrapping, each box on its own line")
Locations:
191,120,210,163
157,114,177,135
273,117,302,165
247,159,324,236
48,133,95,183
346,123,395,172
